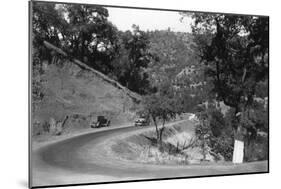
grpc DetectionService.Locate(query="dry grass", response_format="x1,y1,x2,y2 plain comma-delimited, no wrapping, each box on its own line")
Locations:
32,61,137,138
110,121,215,165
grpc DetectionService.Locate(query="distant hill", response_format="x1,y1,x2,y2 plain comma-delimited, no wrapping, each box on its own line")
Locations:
147,30,198,83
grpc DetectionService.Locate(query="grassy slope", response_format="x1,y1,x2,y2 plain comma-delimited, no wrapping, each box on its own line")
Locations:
32,60,137,136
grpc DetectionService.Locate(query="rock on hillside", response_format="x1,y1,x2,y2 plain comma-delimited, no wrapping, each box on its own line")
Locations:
32,59,138,136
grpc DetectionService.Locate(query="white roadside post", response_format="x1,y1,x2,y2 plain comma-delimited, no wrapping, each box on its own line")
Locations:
232,112,245,164
232,139,244,163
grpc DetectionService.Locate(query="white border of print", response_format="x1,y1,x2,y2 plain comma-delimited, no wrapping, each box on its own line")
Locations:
0,0,279,189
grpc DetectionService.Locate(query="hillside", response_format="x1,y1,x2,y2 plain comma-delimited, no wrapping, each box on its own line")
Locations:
32,42,140,137
147,31,198,83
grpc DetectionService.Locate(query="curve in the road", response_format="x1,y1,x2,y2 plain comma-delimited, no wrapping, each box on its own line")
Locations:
35,124,268,180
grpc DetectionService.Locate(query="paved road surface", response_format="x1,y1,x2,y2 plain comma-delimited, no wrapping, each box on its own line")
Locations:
31,124,268,187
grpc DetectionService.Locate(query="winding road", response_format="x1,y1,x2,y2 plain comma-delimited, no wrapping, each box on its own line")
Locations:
31,122,268,187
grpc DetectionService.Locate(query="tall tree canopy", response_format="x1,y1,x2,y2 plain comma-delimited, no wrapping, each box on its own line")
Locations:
191,14,269,114
32,2,119,74
32,2,67,60
60,4,119,72
112,25,157,94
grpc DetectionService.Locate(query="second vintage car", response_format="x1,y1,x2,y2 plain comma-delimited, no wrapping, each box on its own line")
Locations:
134,116,150,127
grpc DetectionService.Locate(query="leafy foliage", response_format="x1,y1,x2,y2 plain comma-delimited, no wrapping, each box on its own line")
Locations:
191,13,269,157
61,4,119,72
194,99,268,162
112,26,157,94
192,14,269,110
147,30,198,85
32,2,66,61
142,80,178,147
195,104,234,161
32,2,118,73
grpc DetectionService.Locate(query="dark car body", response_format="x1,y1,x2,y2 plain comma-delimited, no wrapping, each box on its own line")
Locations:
91,116,110,128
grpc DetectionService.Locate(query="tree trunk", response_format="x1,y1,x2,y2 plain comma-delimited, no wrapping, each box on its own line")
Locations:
152,117,166,151
159,128,164,144
159,120,165,144
152,117,159,141
158,120,166,152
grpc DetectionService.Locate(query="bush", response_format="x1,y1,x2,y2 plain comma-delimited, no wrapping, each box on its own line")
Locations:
244,135,268,162
209,109,225,137
195,102,268,162
195,104,234,161
242,102,269,162
195,104,228,138
209,135,233,161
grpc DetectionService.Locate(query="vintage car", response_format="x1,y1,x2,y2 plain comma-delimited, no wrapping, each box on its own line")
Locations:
90,116,110,128
134,116,150,127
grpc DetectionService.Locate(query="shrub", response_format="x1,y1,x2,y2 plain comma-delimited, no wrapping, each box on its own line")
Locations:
42,121,50,132
242,102,269,161
195,102,268,162
209,109,225,137
209,135,233,161
195,104,234,161
244,135,268,162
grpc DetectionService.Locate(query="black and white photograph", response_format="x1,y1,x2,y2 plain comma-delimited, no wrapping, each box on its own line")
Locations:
29,0,269,188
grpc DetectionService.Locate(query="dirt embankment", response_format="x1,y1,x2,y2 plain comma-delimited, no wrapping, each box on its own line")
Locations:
106,120,224,165
32,58,139,141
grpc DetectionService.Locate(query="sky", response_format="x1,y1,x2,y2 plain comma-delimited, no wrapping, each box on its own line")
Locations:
107,7,193,33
